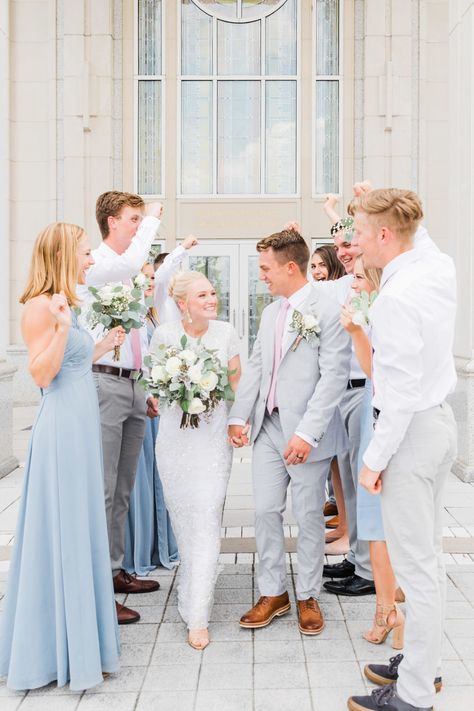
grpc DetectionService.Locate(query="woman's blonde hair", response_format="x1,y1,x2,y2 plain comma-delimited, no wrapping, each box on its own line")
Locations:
19,223,85,305
168,271,210,306
354,256,382,293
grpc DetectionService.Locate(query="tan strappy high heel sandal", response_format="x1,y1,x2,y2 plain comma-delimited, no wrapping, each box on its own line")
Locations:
363,603,405,649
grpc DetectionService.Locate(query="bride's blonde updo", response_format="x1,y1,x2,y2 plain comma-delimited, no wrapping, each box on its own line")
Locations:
168,270,209,305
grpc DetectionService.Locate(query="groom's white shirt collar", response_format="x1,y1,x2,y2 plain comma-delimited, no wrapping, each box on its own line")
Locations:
285,281,313,310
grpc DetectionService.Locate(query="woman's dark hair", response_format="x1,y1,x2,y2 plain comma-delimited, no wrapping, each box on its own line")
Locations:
312,244,345,281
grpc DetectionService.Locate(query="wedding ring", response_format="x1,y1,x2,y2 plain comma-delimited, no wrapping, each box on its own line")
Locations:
296,454,303,460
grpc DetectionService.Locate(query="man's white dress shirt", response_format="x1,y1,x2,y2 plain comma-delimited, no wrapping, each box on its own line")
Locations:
85,216,160,286
362,247,457,472
78,216,161,370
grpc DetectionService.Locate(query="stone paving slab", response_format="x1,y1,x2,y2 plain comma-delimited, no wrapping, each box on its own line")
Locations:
0,407,473,709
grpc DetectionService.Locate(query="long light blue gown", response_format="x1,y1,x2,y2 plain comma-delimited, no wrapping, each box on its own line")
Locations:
123,321,179,574
0,312,120,690
356,379,385,541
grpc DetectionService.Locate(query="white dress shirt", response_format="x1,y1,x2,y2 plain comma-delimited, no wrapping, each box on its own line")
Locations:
362,248,457,472
315,223,439,383
78,240,149,369
153,246,186,324
85,216,161,286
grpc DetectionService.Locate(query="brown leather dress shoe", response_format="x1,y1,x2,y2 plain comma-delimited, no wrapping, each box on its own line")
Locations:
323,501,338,517
239,592,291,628
115,601,140,625
113,569,160,594
325,515,339,529
297,598,325,635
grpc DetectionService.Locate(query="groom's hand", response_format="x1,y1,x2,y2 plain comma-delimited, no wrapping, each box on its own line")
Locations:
284,435,311,465
228,424,249,448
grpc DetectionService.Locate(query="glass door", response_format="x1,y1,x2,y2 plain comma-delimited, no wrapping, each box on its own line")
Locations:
239,242,274,358
186,241,274,363
187,243,240,331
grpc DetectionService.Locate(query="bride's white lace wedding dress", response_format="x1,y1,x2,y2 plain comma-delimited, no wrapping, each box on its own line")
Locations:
150,319,240,629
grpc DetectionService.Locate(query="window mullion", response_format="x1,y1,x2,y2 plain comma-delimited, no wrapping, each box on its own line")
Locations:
213,17,218,195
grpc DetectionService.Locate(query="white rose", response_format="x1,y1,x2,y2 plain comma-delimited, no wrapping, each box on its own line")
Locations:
134,273,148,288
100,294,113,306
352,311,366,326
165,356,182,376
179,349,197,365
188,363,203,383
151,365,168,383
303,314,318,330
199,371,218,392
188,397,206,415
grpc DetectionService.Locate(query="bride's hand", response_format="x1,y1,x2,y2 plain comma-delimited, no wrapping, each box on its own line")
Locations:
228,424,249,448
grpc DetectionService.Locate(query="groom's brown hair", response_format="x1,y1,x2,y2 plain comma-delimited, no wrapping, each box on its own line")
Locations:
257,229,309,274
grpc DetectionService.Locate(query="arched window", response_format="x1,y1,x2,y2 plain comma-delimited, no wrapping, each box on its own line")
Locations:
180,0,298,195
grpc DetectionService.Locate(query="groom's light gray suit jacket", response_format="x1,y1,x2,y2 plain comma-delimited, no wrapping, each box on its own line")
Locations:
230,285,351,462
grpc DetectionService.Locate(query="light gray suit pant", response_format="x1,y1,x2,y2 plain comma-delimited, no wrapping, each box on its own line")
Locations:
338,386,372,579
381,403,457,708
253,411,330,600
94,373,147,574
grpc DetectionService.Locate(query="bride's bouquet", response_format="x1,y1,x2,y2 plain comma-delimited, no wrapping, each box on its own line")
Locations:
86,282,151,361
140,335,235,429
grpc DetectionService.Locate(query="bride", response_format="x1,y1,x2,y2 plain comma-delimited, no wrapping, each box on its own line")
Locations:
150,271,241,649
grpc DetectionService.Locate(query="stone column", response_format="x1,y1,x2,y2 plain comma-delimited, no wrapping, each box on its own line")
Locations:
0,1,19,478
448,0,474,482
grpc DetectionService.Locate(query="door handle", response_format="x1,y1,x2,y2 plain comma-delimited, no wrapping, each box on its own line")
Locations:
232,308,236,328
241,308,246,338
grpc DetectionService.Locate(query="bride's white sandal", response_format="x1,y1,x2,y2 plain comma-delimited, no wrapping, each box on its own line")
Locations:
188,628,210,650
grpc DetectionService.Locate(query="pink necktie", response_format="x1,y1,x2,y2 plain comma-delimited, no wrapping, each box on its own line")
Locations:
124,279,143,370
266,298,290,414
131,328,142,370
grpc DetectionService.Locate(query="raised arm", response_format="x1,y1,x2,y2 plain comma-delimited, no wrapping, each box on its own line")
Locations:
86,202,163,286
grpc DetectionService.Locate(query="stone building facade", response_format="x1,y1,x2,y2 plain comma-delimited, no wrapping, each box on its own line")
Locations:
0,0,473,480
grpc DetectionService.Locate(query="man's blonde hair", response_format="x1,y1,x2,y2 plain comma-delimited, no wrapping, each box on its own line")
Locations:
20,223,85,306
356,188,423,238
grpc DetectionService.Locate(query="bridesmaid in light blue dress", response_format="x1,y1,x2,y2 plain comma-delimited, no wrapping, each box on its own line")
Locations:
124,262,178,574
0,223,122,690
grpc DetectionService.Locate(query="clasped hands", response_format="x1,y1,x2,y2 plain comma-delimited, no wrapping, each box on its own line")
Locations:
227,426,311,466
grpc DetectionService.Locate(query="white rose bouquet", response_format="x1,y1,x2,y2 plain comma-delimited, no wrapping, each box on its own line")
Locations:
351,291,378,327
140,334,235,429
289,309,321,351
86,281,151,361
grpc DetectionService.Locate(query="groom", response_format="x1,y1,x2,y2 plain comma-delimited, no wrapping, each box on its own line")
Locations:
228,229,351,634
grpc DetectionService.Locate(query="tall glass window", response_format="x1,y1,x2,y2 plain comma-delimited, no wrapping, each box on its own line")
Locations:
136,0,163,195
314,0,341,195
180,0,298,195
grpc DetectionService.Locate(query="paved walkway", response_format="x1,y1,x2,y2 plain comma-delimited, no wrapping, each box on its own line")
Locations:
1,406,474,710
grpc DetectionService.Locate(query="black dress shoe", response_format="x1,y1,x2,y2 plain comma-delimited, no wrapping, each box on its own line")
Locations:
364,654,442,693
322,558,355,578
323,573,375,596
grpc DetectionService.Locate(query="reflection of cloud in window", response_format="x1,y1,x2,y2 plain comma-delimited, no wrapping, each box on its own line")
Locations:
218,139,260,193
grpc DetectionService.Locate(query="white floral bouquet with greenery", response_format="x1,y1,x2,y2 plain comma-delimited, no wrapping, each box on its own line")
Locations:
289,309,321,351
86,281,151,361
140,334,235,429
351,291,378,327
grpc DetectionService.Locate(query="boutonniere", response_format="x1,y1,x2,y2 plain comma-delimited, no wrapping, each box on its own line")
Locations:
350,291,378,327
289,310,321,351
